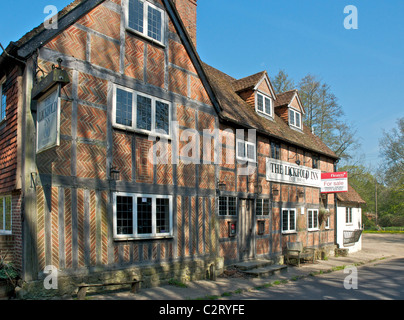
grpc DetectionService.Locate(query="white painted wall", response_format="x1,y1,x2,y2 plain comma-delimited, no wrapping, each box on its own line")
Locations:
336,203,362,253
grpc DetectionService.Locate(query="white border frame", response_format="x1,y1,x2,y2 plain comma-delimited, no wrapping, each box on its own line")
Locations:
36,87,61,154
289,107,302,130
112,84,172,139
281,208,296,234
307,209,319,231
218,196,237,216
125,0,166,46
236,139,256,163
0,194,12,235
255,91,273,119
113,192,173,240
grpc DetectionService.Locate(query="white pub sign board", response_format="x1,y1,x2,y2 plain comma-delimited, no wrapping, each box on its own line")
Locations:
36,88,61,153
266,158,321,188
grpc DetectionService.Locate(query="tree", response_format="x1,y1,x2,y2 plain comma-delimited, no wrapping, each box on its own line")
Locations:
379,117,404,189
378,117,404,219
298,75,359,162
272,69,295,94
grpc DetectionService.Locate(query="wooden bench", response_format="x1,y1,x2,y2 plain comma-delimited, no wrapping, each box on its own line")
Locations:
77,279,142,300
285,242,315,267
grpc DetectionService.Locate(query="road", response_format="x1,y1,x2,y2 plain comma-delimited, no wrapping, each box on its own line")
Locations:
223,233,404,300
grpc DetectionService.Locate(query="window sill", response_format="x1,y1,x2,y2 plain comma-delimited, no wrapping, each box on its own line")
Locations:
114,235,173,241
0,231,12,236
256,110,274,121
112,124,171,141
308,228,319,232
282,230,297,235
125,27,166,49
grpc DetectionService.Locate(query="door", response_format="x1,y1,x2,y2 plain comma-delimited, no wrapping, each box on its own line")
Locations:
239,198,255,261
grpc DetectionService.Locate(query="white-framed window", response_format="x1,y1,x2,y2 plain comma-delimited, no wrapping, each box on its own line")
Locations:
282,208,296,233
0,195,12,235
256,198,270,216
113,85,171,138
126,0,165,45
0,78,6,122
219,196,237,216
113,192,173,239
236,139,256,162
255,92,272,118
307,209,319,231
346,207,353,224
289,108,302,129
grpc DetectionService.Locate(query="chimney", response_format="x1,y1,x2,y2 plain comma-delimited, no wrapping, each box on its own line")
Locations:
173,0,197,47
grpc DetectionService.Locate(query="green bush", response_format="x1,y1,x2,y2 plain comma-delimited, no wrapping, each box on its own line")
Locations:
0,263,19,280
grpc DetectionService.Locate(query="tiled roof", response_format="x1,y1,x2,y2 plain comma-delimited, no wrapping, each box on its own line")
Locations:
232,71,267,93
275,89,298,108
337,184,366,204
202,62,339,159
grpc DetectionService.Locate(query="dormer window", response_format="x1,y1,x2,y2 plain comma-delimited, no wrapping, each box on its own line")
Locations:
255,92,272,118
289,108,302,129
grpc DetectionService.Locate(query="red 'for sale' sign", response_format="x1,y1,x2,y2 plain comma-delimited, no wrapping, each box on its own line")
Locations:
320,171,348,193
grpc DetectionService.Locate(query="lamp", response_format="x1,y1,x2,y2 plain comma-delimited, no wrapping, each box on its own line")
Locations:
218,181,226,189
288,151,301,166
110,165,120,180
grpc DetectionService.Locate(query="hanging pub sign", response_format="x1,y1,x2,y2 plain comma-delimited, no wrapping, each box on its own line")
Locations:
36,86,61,153
320,171,348,193
266,158,321,188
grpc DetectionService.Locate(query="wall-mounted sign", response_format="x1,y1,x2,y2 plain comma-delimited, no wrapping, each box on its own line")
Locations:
321,171,348,193
266,158,321,188
36,87,61,153
228,222,237,237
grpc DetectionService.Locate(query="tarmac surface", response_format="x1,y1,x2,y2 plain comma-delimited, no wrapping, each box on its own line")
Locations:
87,233,404,300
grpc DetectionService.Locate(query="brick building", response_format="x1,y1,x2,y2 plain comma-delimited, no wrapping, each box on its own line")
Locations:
0,0,339,296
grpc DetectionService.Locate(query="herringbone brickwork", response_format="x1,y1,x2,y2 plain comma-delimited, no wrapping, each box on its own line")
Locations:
177,161,196,188
90,190,96,266
64,188,72,269
91,35,120,72
169,39,196,73
44,25,87,61
78,73,108,106
77,104,107,141
77,189,85,268
169,66,188,97
76,142,106,179
113,132,132,181
124,34,144,80
147,45,165,88
156,141,173,185
177,105,195,129
51,187,59,268
199,164,215,190
135,137,153,184
177,196,182,257
190,75,210,105
77,5,121,40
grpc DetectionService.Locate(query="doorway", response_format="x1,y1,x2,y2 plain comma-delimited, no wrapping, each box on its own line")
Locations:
239,198,255,261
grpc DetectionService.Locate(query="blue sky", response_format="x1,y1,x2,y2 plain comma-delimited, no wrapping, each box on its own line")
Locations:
1,0,403,169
